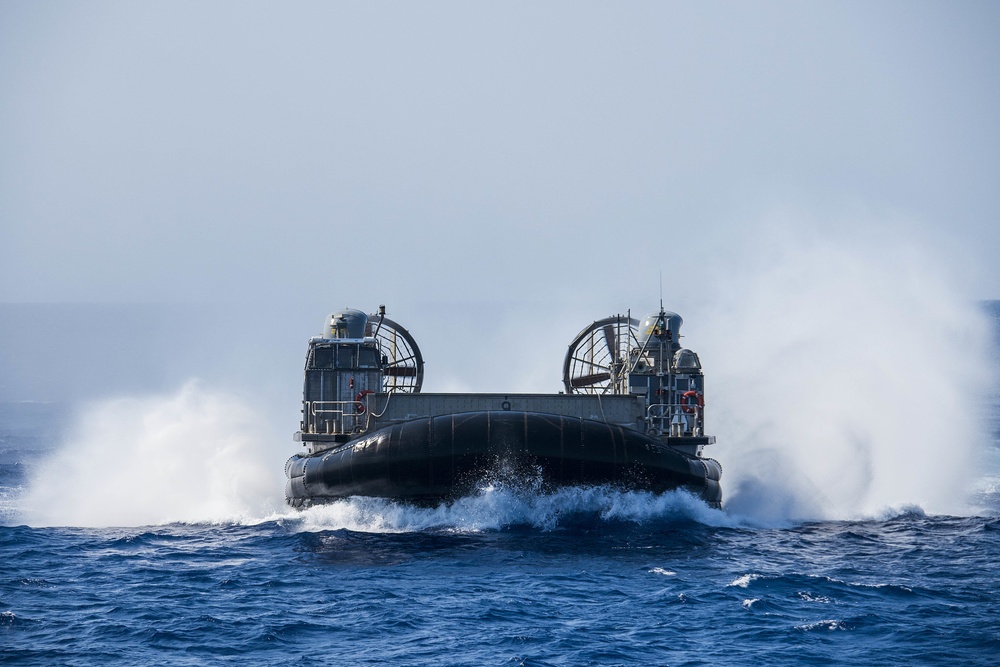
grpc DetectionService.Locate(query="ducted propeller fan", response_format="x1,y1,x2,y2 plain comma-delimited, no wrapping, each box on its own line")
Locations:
562,314,639,395
366,310,424,393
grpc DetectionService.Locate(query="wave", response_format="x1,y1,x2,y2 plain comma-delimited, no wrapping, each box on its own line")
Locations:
284,485,736,534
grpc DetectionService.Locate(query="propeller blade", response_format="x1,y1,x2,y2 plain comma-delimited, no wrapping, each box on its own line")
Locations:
603,324,618,363
571,372,611,387
383,366,418,377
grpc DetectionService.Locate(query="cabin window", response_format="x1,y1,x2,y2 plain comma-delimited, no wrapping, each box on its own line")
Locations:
312,344,378,369
312,346,334,369
336,345,356,369
357,347,379,368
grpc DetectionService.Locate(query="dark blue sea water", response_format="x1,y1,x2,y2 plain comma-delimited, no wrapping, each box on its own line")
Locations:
3,418,1000,666
1,506,999,666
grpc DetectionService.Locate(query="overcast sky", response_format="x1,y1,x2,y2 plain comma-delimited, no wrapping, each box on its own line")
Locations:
3,3,1000,517
2,1,1000,402
2,1,998,308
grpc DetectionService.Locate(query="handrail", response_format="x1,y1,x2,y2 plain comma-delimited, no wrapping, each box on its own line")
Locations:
369,390,393,419
361,390,393,430
305,400,364,436
646,402,701,417
310,400,359,415
645,401,703,437
309,392,397,435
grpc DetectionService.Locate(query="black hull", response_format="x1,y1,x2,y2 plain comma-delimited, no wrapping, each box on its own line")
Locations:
285,411,722,508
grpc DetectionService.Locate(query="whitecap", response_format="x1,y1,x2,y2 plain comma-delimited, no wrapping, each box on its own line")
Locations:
728,573,762,588
795,619,847,632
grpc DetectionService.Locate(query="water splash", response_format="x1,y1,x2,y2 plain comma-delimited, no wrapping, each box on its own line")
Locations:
14,383,745,531
694,224,994,521
20,382,287,527
289,486,735,534
15,223,996,528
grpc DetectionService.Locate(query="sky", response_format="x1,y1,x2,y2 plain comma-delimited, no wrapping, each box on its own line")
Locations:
3,1,1000,520
1,1,999,401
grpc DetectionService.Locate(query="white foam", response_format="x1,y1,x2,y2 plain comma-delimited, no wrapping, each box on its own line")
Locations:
6,377,780,530
15,223,996,528
729,573,762,588
795,619,847,632
19,382,287,527
287,486,729,534
693,223,994,521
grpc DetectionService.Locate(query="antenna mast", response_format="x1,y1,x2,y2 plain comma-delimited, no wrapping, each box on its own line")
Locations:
659,270,664,310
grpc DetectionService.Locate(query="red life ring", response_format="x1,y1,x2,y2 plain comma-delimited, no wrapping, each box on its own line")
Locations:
681,390,704,414
355,390,374,413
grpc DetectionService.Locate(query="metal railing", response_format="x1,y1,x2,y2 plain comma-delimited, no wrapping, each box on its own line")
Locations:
646,402,703,437
304,400,365,435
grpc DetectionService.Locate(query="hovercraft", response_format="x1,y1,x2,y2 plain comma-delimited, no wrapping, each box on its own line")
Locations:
285,305,722,508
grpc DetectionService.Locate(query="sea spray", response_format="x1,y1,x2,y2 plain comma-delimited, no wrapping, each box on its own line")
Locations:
20,382,287,527
16,228,993,528
693,227,993,521
290,486,738,534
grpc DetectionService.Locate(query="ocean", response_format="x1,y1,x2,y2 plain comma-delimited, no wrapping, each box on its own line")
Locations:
3,500,1000,666
2,302,1000,666
2,403,999,666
